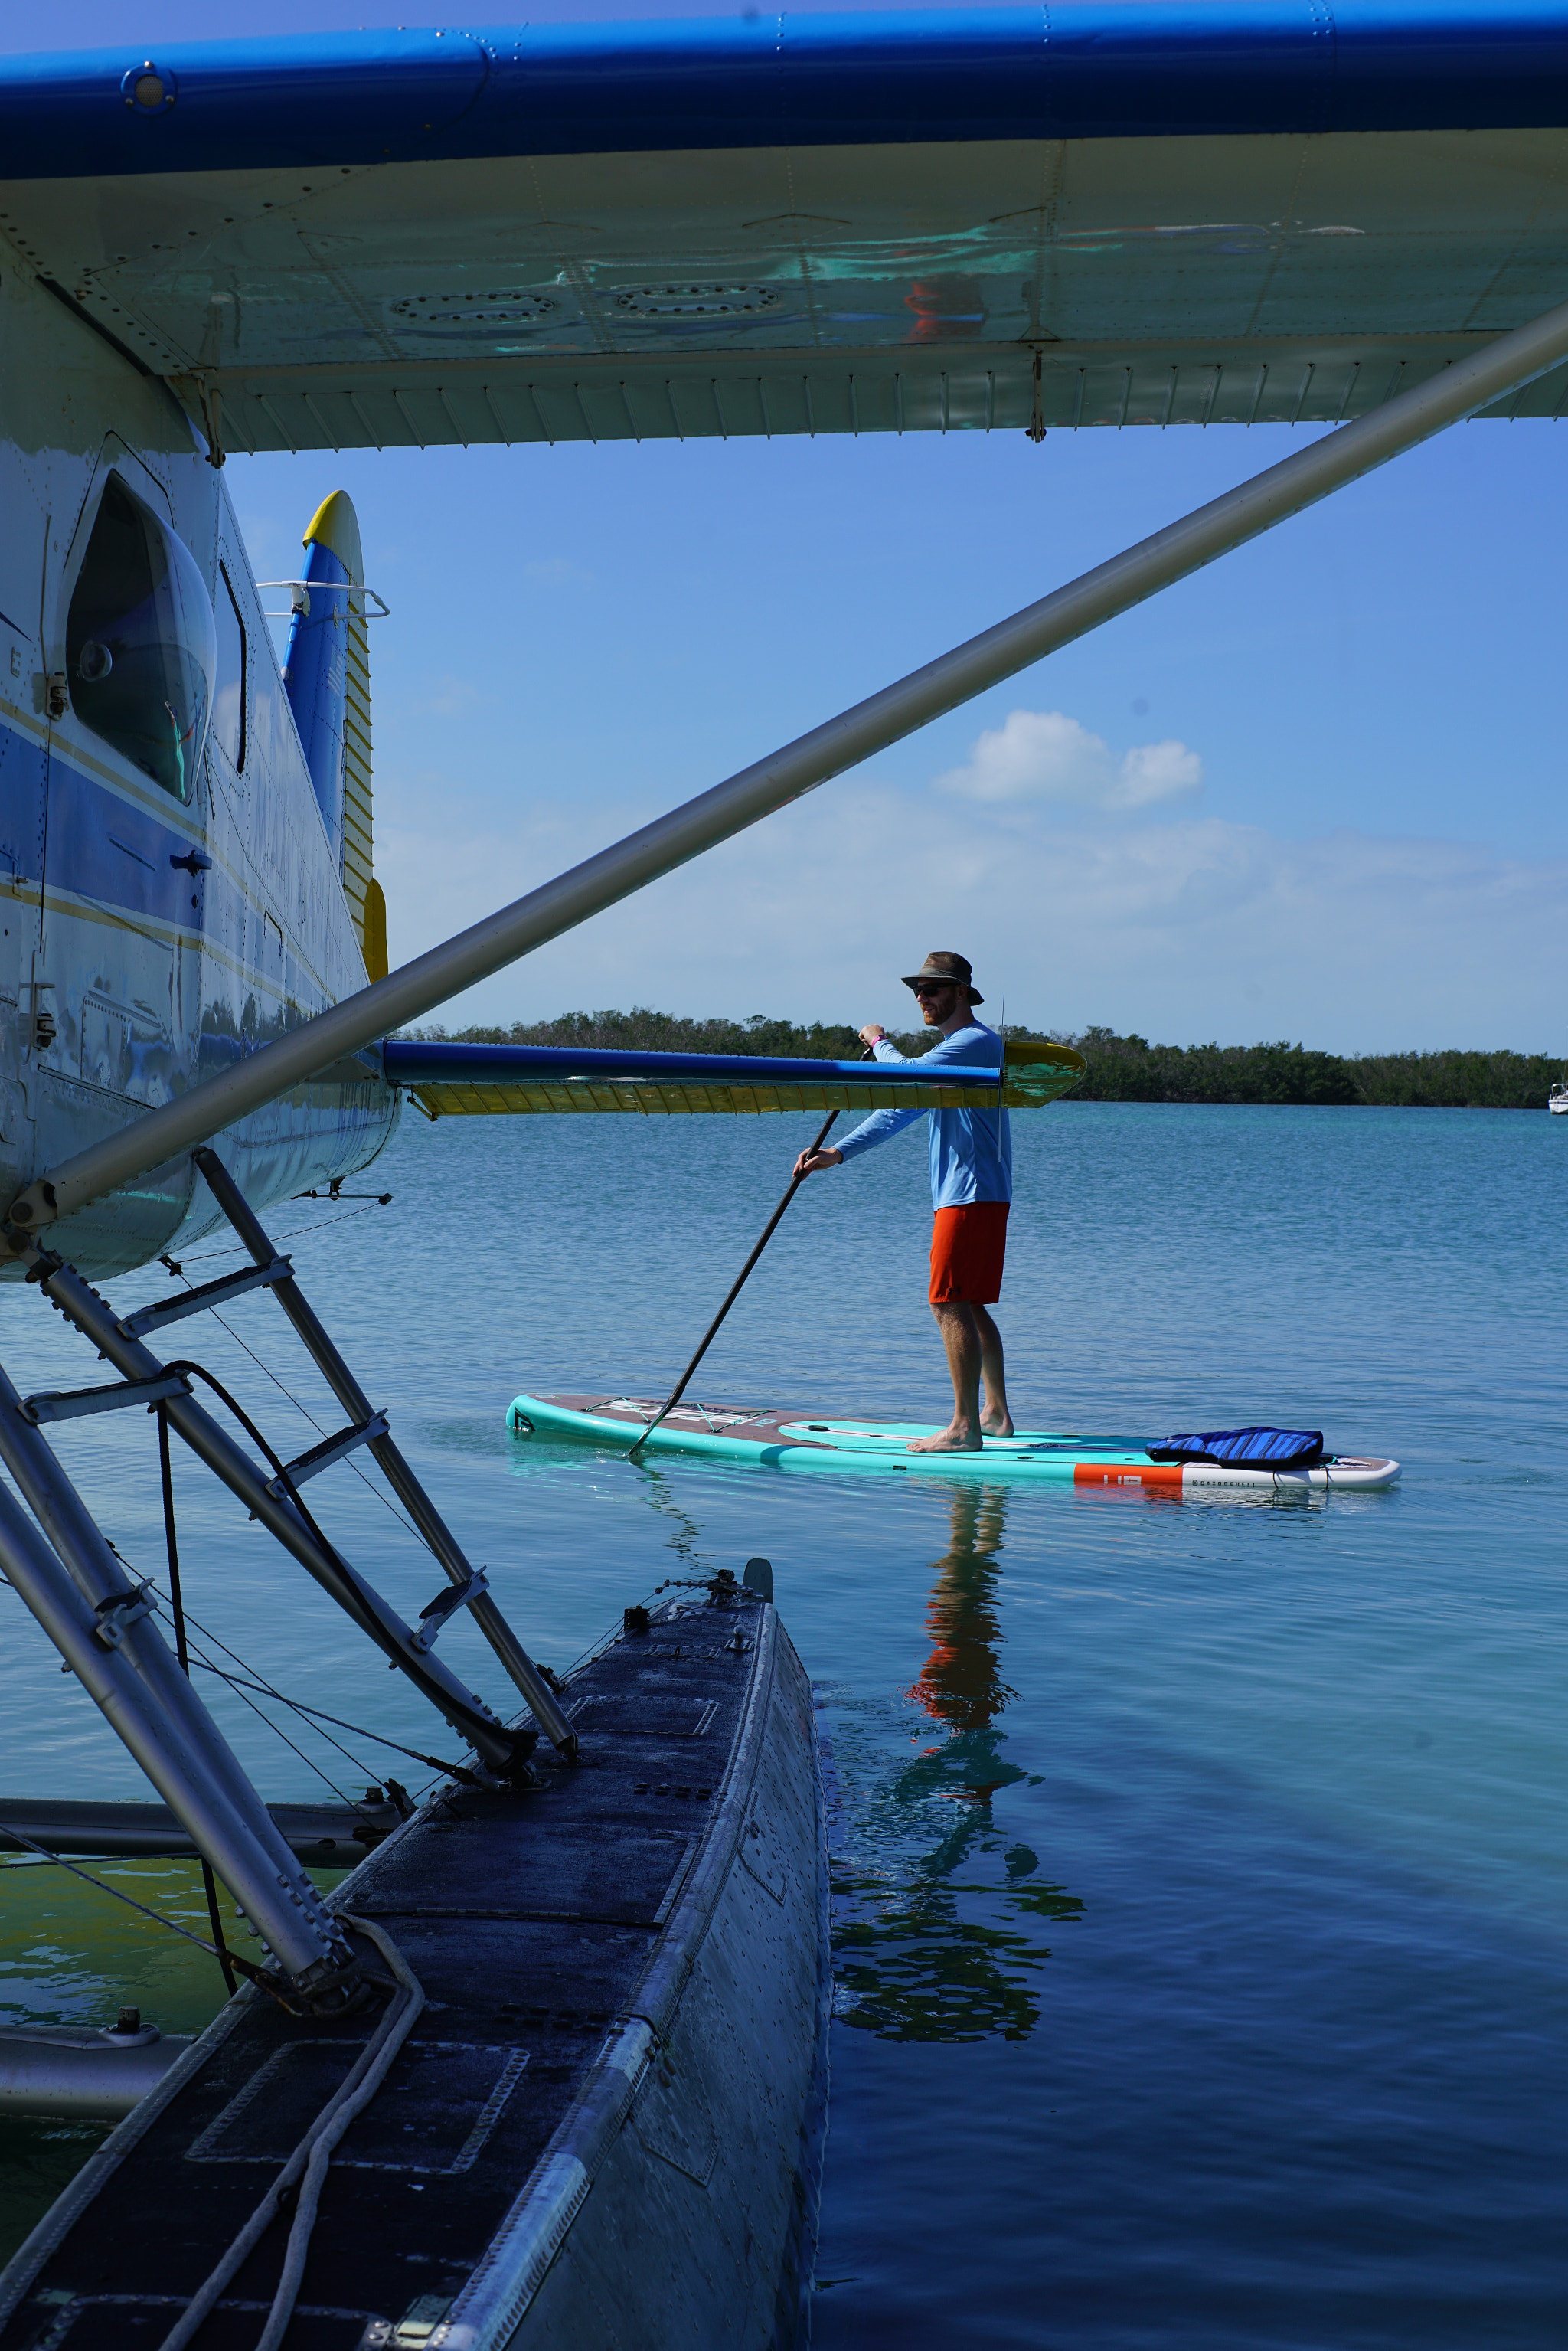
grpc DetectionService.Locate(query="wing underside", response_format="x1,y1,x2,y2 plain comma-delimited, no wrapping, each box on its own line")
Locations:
7,10,1568,449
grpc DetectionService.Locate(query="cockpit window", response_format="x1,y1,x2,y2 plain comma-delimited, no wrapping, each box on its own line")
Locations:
66,475,216,803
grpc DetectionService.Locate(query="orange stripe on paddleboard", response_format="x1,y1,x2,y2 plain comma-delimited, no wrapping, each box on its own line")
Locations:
1073,1462,1184,1489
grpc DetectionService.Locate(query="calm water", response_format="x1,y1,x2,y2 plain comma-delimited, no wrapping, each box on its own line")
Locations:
0,1103,1563,2345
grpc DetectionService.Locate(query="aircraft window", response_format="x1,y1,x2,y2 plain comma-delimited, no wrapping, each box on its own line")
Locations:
212,564,246,771
65,474,216,803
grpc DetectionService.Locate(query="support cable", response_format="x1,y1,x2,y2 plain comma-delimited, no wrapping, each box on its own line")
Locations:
143,1343,533,1769
157,1257,427,1548
178,1629,377,1816
148,1468,381,1820
147,1242,568,1765
180,1635,390,1798
0,1820,277,2001
168,1192,392,1264
0,1820,225,1955
109,1544,473,1794
188,1663,475,1786
158,1358,389,1633
104,1535,394,1814
155,1914,423,2351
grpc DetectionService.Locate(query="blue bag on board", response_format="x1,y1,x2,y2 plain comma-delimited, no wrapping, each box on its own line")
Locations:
1147,1427,1325,1470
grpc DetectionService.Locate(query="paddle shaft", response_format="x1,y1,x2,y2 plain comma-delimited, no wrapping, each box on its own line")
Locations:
630,1051,873,1454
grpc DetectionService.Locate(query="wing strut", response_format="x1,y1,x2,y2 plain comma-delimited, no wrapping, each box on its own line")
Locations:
13,290,1568,1235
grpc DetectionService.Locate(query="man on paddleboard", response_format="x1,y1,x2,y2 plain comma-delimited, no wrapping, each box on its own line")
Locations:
794,950,1011,1454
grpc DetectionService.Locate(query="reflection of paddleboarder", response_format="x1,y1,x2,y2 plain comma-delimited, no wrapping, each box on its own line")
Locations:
914,1485,1012,1746
794,950,1012,1453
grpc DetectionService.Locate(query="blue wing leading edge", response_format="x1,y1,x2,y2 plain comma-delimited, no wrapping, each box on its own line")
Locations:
6,5,1568,451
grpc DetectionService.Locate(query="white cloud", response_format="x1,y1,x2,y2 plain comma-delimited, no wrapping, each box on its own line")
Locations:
1116,737,1206,807
372,768,1568,1052
937,709,1204,809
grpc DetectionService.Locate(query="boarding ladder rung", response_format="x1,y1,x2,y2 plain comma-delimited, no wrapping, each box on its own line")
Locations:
114,1257,292,1340
265,1411,390,1499
21,1372,191,1425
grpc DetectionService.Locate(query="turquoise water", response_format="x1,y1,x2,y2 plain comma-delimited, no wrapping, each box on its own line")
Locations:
0,1104,1563,2342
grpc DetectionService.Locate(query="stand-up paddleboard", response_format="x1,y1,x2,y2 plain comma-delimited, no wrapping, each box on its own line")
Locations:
506,1394,1400,1491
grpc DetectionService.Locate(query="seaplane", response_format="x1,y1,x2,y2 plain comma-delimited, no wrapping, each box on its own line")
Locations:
1,5,1566,2343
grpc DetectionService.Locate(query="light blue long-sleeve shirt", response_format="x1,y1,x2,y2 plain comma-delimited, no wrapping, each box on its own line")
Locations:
832,1022,1011,1208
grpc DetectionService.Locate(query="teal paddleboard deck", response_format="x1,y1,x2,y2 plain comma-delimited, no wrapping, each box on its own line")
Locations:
506,1393,1400,1491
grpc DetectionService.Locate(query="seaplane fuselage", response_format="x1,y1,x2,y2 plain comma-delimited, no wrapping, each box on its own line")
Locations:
0,266,398,1280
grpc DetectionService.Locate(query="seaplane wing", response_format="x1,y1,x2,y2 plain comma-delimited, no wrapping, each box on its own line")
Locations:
6,5,1568,453
382,1038,1086,1117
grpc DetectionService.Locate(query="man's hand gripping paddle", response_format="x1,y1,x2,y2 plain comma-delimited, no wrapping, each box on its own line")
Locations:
629,1045,876,1459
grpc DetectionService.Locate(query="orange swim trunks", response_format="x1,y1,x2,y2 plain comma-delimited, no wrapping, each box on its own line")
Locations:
929,1202,1010,1305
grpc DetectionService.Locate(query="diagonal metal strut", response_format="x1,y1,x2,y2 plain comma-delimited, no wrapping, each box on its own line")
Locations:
0,1362,349,1990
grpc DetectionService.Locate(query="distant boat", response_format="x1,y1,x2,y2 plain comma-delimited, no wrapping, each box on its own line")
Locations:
1551,1081,1568,1116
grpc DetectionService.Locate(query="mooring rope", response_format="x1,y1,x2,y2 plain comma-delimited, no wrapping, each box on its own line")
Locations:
155,1916,423,2351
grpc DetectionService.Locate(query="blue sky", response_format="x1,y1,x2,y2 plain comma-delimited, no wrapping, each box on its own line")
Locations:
12,2,1568,1051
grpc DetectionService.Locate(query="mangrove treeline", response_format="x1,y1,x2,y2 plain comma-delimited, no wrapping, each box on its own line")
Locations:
410,1011,1564,1109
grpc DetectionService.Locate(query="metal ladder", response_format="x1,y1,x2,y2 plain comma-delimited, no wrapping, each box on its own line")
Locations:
13,1145,577,1777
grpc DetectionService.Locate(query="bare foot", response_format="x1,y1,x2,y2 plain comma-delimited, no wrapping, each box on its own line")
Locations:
980,1413,1014,1438
908,1425,983,1453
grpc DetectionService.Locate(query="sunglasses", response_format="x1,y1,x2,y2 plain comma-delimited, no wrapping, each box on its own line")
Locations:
912,981,957,999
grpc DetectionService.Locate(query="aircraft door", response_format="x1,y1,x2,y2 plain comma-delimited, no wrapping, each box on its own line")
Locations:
35,456,214,1222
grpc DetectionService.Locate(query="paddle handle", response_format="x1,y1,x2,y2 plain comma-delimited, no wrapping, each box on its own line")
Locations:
630,1050,873,1454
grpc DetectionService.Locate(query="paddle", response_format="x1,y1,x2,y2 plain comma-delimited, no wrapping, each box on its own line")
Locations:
629,1045,877,1459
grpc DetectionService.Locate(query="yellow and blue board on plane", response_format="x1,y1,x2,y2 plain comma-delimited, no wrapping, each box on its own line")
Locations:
381,1035,1086,1117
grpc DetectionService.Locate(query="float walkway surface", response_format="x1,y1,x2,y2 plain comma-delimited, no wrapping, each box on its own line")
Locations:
0,1584,826,2351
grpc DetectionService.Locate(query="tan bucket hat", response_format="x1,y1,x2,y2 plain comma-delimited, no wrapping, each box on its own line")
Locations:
900,950,982,1005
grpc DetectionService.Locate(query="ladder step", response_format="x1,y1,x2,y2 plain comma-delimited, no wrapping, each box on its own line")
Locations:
21,1373,191,1426
410,1566,491,1656
266,1411,389,1499
116,1258,292,1341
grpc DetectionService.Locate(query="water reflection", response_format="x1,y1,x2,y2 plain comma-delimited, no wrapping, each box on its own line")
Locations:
911,1483,1015,1761
831,1486,1082,2044
634,1462,717,1580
